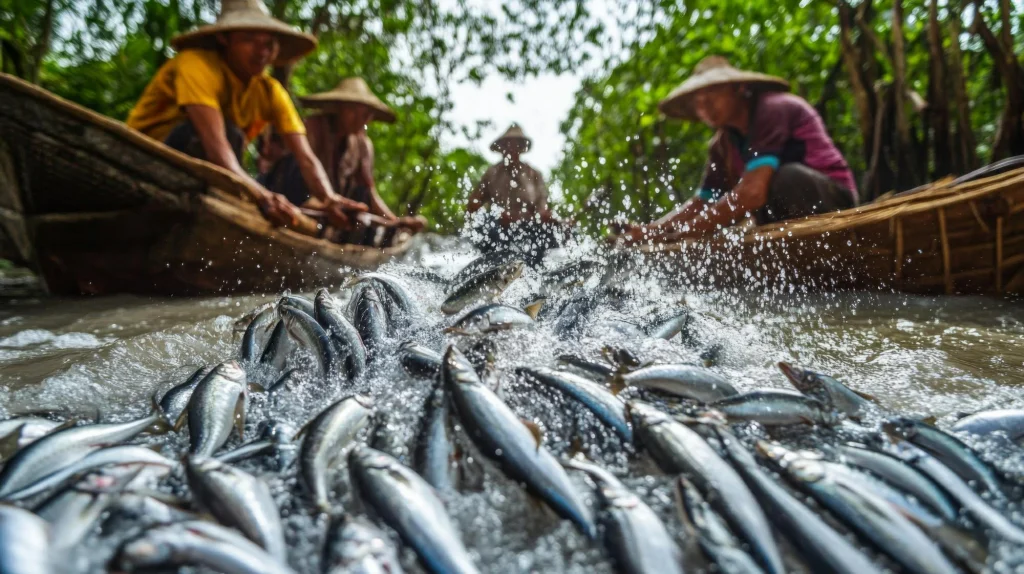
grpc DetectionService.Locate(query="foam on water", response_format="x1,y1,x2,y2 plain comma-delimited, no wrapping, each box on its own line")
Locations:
1,236,1023,572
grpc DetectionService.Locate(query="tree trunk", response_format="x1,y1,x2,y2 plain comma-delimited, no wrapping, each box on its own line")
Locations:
946,0,978,173
29,0,56,84
972,1,1024,159
927,0,952,177
891,0,920,188
837,0,875,162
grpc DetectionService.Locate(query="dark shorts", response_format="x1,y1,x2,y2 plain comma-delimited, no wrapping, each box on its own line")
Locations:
259,153,311,206
758,163,857,224
163,120,245,163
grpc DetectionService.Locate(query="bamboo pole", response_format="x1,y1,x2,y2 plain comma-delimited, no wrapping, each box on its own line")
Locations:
938,208,953,293
996,216,1005,293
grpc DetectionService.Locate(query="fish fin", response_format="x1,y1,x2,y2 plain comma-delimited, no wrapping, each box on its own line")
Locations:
247,382,266,393
173,409,188,433
608,373,627,396
851,389,878,402
568,435,585,458
146,393,173,435
521,419,544,450
523,299,545,320
671,478,699,537
920,415,938,426
233,394,247,440
442,326,466,335
0,425,25,461
798,415,817,426
51,418,78,433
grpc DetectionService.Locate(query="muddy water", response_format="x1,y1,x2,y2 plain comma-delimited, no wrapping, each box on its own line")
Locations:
1,238,1023,572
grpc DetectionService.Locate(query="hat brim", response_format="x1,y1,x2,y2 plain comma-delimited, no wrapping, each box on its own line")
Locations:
659,72,789,120
490,136,531,153
298,95,396,123
171,22,317,66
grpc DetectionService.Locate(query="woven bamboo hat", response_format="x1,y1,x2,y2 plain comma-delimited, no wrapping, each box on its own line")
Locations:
299,78,396,123
658,56,789,120
171,0,317,66
491,124,531,153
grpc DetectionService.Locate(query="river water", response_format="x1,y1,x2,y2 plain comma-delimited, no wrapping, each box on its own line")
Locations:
1,236,1023,572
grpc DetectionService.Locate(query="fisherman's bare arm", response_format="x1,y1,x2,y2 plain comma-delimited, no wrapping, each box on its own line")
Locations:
663,166,772,239
280,133,367,213
184,105,299,226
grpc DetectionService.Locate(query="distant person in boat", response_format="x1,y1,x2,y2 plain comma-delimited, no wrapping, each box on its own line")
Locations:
259,78,426,235
125,0,367,228
467,124,566,262
612,56,857,245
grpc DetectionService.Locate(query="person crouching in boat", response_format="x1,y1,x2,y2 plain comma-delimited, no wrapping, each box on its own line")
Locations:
467,125,565,264
259,78,426,243
125,0,367,227
612,57,858,245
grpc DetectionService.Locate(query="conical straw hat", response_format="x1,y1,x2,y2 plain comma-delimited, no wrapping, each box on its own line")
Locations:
171,0,317,66
490,124,531,153
658,56,789,120
298,78,396,123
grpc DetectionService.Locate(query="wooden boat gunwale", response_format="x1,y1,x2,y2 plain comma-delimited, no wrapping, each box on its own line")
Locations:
0,73,411,295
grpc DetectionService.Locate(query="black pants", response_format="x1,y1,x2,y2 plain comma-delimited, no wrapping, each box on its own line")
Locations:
259,153,313,207
164,120,245,163
758,163,857,224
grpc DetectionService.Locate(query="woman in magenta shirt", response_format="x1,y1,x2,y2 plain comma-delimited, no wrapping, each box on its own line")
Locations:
616,56,857,244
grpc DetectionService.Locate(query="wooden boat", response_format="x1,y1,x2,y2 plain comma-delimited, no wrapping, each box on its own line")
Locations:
640,160,1024,296
0,74,412,296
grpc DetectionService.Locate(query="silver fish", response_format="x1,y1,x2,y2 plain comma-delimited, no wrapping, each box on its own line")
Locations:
714,428,881,574
281,305,339,378
644,309,693,340
414,386,457,491
778,362,876,420
628,401,783,574
0,504,51,574
0,399,170,498
241,303,277,362
759,441,958,574
176,361,248,457
185,456,287,561
35,472,127,550
353,283,389,357
354,273,417,323
882,417,1003,496
444,347,596,538
112,520,294,574
314,289,367,378
441,260,524,315
260,320,292,369
838,443,958,522
711,390,839,426
617,364,737,402
444,304,535,336
297,395,375,512
399,341,443,379
952,408,1024,443
323,514,405,574
675,476,764,574
517,367,631,442
159,366,212,423
0,417,64,462
567,459,684,574
349,446,478,574
4,444,174,501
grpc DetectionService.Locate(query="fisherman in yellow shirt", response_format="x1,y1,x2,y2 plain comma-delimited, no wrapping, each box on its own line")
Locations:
126,0,366,227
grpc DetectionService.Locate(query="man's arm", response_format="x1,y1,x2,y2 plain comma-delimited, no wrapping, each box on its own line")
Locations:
183,105,299,226
665,166,772,238
466,169,492,213
280,133,367,213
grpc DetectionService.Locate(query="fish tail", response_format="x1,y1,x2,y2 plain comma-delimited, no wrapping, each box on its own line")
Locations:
147,393,174,435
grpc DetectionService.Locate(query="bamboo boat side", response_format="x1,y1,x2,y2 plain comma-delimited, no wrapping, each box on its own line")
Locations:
0,73,411,296
639,164,1024,296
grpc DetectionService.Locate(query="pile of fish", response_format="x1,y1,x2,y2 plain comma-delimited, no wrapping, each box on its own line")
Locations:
2,251,1024,573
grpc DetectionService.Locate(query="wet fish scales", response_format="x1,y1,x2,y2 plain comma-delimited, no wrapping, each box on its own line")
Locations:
518,367,632,442
619,364,737,402
297,395,374,512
